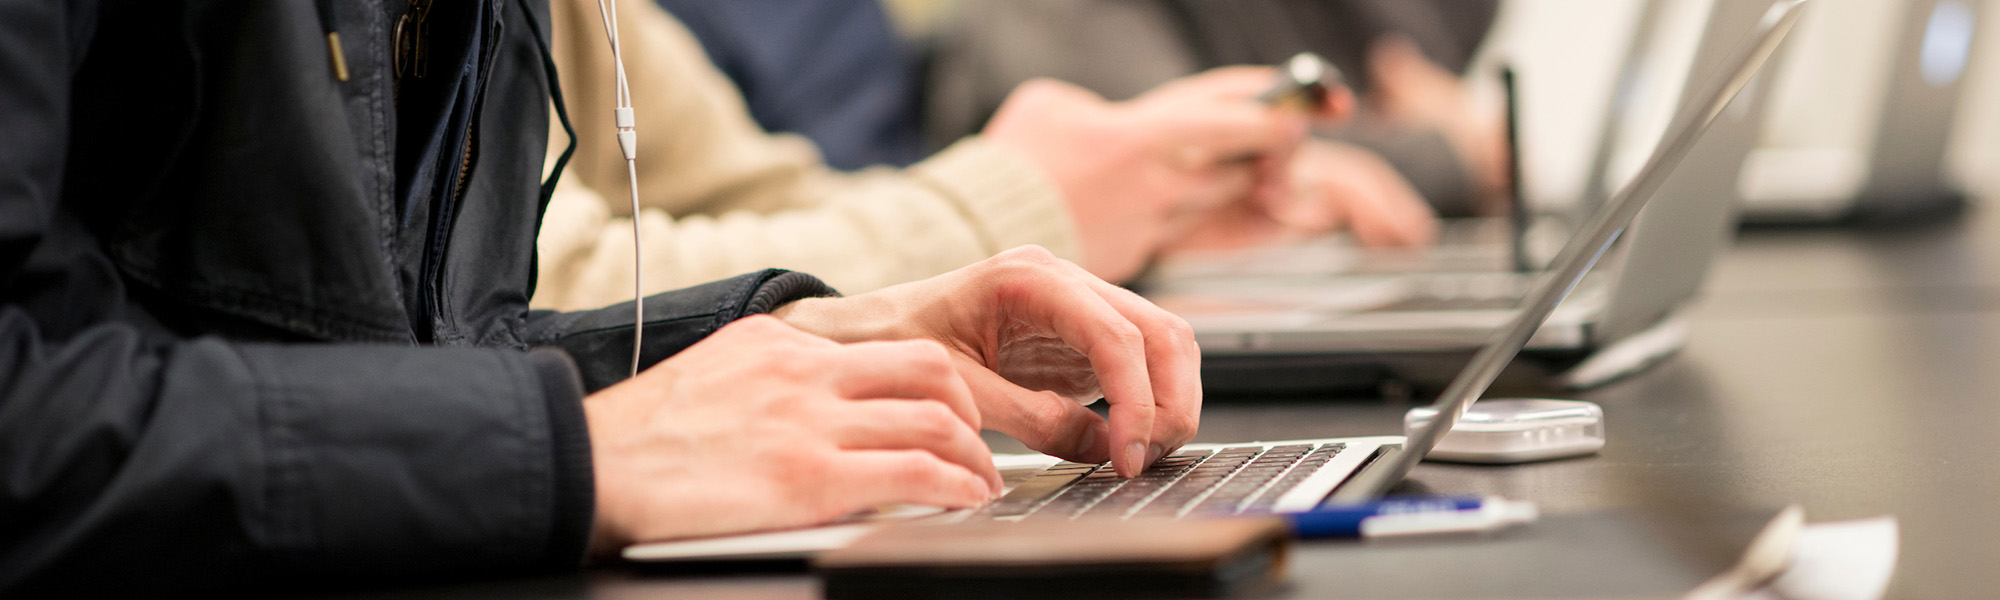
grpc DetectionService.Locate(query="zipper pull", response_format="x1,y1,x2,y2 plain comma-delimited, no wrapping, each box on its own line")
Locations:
394,0,435,80
314,0,348,82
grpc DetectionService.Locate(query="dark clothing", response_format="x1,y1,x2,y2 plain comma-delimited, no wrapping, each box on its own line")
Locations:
654,0,927,169
1164,0,1498,95
0,0,832,594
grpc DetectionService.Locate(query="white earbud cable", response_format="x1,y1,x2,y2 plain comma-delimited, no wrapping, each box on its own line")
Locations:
594,0,644,378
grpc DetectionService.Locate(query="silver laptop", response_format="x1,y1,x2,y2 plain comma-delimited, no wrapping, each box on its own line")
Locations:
1143,0,1794,364
1146,0,1675,286
622,0,1807,561
1740,0,1981,223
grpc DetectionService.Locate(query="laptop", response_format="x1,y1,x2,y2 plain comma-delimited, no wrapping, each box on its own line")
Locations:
1140,0,1796,393
622,0,1807,562
1144,0,1676,286
1739,0,1982,224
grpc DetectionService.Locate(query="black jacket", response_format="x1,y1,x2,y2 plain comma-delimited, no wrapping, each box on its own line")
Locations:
0,0,833,594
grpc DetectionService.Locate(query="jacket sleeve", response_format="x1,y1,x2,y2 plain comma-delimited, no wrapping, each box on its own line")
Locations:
0,3,595,593
523,269,840,393
531,0,1077,308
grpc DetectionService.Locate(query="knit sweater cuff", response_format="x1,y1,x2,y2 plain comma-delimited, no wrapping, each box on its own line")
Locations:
909,137,1081,262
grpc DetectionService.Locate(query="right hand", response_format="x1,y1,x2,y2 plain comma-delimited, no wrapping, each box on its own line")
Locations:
584,316,1001,554
774,246,1203,479
984,67,1349,283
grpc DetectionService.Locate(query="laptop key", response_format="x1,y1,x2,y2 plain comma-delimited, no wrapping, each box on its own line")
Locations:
983,469,1095,517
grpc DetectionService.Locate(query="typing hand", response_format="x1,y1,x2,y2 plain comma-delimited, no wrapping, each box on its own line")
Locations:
775,247,1202,479
584,316,1000,554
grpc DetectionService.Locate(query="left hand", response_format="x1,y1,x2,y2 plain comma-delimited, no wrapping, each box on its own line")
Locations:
983,66,1354,283
772,246,1201,478
1168,140,1439,252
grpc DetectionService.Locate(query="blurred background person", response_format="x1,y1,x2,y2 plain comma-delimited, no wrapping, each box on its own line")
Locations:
652,0,930,170
533,0,1437,313
927,0,1512,221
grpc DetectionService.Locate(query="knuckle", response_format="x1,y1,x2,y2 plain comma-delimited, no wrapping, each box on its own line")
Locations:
898,341,956,376
1101,320,1145,350
890,453,951,489
909,403,965,440
1019,392,1079,448
993,245,1059,269
1161,411,1199,440
1165,314,1197,343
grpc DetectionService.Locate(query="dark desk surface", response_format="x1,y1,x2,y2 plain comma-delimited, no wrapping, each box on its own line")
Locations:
371,206,1999,599
1703,202,2000,316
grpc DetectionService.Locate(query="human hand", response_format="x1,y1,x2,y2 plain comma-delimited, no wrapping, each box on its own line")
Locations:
585,316,1001,553
983,67,1354,282
1280,141,1439,246
772,246,1200,479
1166,141,1438,252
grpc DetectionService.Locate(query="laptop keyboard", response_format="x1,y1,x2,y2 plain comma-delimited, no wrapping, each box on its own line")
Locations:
1369,272,1535,313
973,443,1345,521
1372,295,1521,312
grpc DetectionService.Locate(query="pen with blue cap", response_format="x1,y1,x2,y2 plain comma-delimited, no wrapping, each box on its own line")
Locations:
1284,496,1538,539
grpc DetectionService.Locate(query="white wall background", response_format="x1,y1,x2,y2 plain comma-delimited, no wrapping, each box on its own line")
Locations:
1488,0,2000,205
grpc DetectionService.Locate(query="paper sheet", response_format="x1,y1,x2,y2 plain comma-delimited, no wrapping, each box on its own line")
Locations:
1742,516,1899,600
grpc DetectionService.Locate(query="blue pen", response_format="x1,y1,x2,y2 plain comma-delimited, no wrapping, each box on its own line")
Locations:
1284,496,1538,539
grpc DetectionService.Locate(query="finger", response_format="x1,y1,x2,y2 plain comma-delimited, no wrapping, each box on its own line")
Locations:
830,449,995,512
1167,160,1260,216
983,250,1156,477
1145,65,1282,102
833,400,1003,493
1347,165,1440,247
1155,106,1311,170
830,340,982,430
1058,261,1203,456
1252,133,1302,209
955,356,1113,465
1318,86,1359,122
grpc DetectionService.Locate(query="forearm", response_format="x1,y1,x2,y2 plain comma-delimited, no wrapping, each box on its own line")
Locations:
533,140,1075,310
0,318,593,594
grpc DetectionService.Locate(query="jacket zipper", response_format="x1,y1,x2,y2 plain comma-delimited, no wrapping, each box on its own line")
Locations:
416,7,502,342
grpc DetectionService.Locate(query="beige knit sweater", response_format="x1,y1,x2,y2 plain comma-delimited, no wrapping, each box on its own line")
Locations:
532,0,1077,311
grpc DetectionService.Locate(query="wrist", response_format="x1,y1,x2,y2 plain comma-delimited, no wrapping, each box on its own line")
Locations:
771,295,903,344
580,381,650,560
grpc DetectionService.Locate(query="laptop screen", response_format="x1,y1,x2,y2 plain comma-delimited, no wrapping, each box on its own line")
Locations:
1330,0,1810,503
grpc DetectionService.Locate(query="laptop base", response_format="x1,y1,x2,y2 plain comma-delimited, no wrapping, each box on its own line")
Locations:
1739,186,1969,228
1200,349,1587,400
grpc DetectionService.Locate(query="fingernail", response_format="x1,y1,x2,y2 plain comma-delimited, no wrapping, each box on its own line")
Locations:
1123,442,1148,478
970,479,997,507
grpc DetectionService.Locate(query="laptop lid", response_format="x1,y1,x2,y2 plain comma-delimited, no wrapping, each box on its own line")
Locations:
1330,0,1809,503
1854,0,1982,216
1595,0,1794,344
1739,0,1982,221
